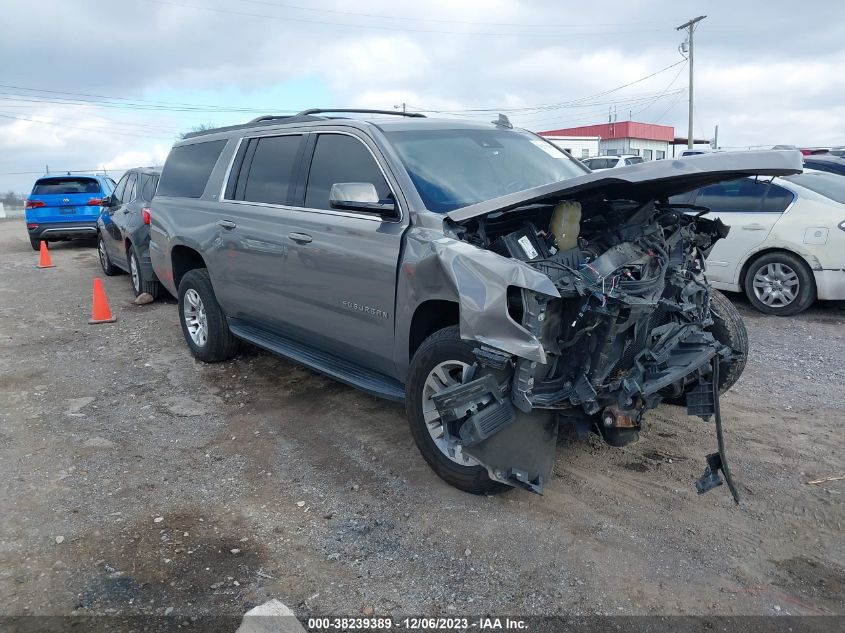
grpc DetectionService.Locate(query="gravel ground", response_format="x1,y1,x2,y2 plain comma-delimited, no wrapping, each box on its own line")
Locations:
1,219,843,622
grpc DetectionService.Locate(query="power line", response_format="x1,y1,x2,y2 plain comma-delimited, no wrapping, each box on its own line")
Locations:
234,0,670,29
0,83,297,114
142,0,671,37
0,112,171,139
410,59,687,115
0,167,157,176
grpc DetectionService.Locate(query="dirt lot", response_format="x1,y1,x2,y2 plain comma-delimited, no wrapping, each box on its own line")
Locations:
1,218,843,621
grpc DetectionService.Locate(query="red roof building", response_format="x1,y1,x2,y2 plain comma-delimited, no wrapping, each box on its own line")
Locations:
539,121,675,160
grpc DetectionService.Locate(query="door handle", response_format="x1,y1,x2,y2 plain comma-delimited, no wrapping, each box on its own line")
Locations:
742,223,766,231
217,219,237,230
288,232,312,244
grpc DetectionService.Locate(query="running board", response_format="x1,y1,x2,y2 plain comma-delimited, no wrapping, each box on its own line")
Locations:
228,320,406,402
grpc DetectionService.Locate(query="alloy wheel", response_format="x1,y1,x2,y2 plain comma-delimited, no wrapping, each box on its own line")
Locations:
98,239,108,270
183,288,209,347
421,360,479,466
130,253,140,293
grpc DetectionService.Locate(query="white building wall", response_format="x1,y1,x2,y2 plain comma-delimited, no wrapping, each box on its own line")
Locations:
542,136,600,159
598,138,670,160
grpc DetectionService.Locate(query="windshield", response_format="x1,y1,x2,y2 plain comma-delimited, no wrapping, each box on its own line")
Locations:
782,172,845,204
384,128,587,213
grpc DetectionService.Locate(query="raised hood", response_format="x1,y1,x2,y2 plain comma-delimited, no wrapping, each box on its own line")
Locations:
447,149,803,223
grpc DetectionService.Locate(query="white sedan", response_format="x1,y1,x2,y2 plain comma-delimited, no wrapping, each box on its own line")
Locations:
673,170,845,315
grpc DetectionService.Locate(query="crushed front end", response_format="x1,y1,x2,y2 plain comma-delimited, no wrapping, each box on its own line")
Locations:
438,197,741,497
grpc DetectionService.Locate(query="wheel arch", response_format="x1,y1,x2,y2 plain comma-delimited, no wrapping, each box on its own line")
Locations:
738,247,817,292
408,299,460,359
171,245,208,290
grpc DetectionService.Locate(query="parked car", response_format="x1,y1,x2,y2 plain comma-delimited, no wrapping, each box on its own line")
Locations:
96,167,162,299
24,173,115,250
672,171,845,315
678,148,713,157
149,109,800,497
802,155,845,176
581,154,643,170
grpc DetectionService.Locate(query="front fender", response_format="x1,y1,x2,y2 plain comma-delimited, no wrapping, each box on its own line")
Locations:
397,228,560,371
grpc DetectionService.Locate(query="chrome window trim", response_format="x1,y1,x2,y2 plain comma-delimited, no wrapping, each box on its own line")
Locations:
217,136,244,201
219,128,404,224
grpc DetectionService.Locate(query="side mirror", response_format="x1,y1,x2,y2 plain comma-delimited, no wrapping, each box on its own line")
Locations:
100,195,113,208
329,182,397,219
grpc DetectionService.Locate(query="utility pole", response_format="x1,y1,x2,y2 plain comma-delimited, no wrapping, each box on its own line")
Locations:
676,15,706,149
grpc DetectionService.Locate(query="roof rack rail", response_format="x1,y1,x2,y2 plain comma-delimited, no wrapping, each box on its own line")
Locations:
248,115,296,124
296,108,426,118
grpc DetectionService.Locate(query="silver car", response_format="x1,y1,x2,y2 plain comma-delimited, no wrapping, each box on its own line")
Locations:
149,109,802,499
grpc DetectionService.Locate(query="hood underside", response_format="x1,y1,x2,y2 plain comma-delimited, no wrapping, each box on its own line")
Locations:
447,149,804,223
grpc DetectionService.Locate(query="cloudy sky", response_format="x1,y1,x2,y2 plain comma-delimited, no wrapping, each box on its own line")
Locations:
1,0,844,193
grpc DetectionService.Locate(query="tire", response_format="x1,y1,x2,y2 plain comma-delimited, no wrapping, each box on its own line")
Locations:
127,245,161,300
708,289,748,394
664,290,748,405
177,268,239,362
97,234,119,276
30,237,41,251
405,325,509,496
743,251,815,316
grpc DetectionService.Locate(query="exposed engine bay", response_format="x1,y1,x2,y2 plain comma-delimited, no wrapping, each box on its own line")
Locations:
435,195,743,499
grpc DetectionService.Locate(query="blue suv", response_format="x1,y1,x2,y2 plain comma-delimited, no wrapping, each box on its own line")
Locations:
25,173,115,250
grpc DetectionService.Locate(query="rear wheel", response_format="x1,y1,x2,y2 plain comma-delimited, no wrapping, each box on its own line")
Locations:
97,234,119,276
29,237,41,251
177,269,239,362
405,326,509,496
744,252,815,315
128,245,161,300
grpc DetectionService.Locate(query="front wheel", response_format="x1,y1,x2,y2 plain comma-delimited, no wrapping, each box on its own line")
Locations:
177,269,239,363
405,326,509,496
744,252,815,315
128,245,161,300
98,234,119,276
708,289,748,394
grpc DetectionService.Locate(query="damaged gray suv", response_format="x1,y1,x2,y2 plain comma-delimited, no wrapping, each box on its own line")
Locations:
150,109,802,499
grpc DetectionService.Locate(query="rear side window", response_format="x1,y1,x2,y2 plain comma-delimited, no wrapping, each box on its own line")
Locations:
782,172,845,204
760,183,794,213
140,175,159,201
304,134,391,211
32,177,101,195
693,178,769,213
232,135,302,205
157,140,226,198
626,157,644,165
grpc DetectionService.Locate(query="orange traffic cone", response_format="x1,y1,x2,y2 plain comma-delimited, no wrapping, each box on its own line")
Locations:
36,241,55,269
89,278,116,324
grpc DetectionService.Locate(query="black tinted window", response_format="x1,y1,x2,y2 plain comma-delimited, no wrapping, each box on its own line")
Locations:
140,175,159,202
240,135,302,205
694,179,768,213
112,174,129,202
158,140,226,198
761,183,794,213
305,134,390,211
804,160,845,176
32,177,101,195
122,173,138,203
